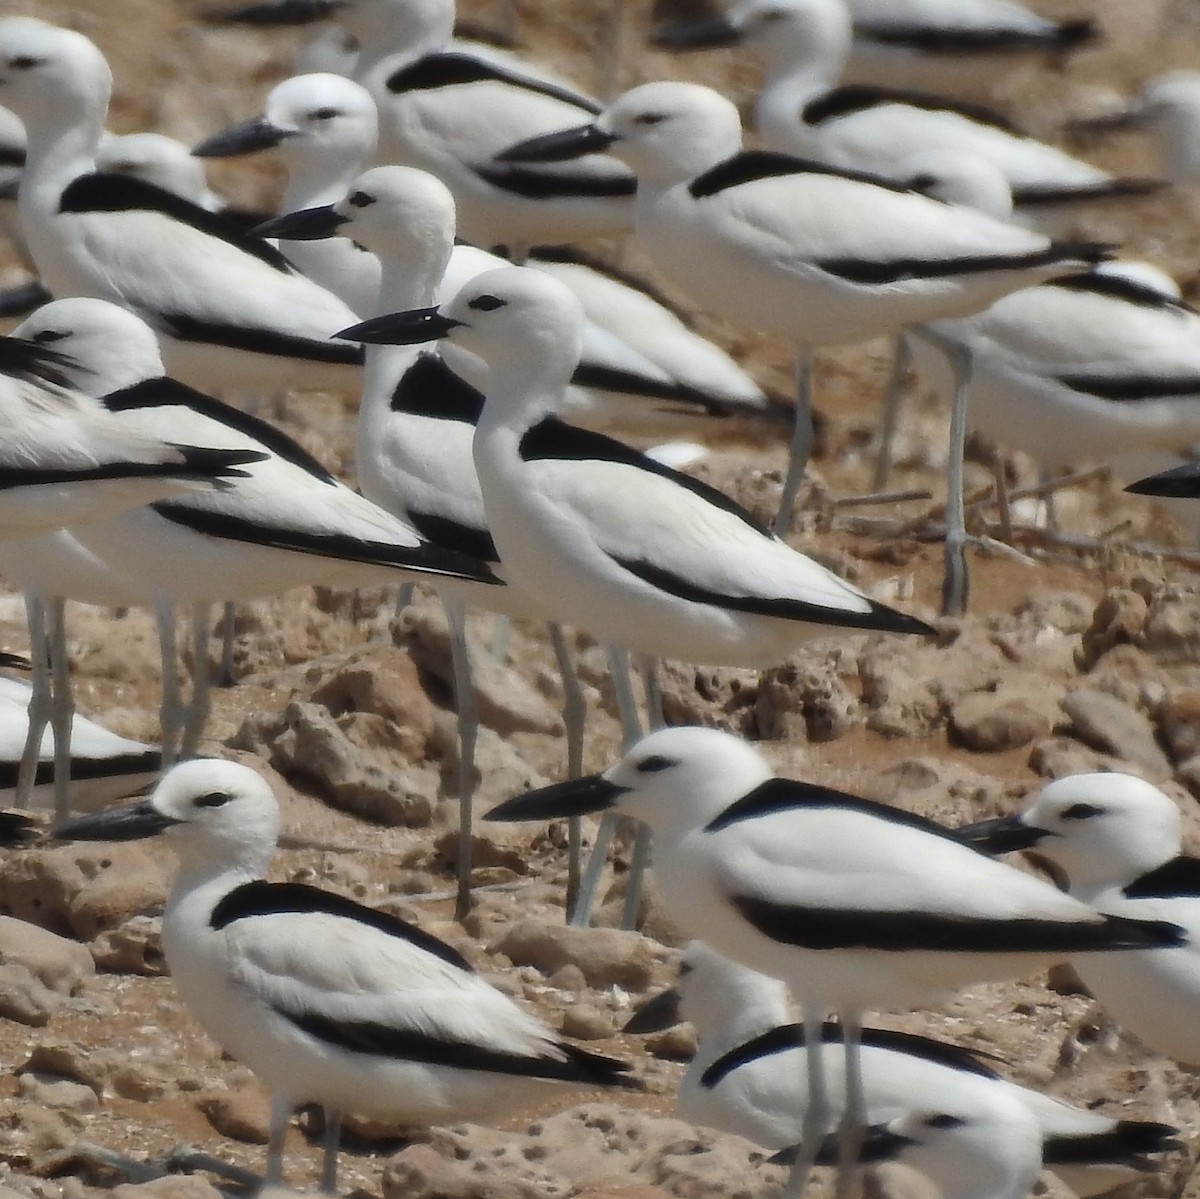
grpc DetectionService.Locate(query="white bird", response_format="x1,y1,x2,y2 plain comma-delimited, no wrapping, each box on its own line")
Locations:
962,774,1200,1070
497,81,1108,612
13,297,496,764
0,675,161,813
54,757,640,1195
485,726,1184,1197
841,0,1098,92
0,17,364,398
650,0,1157,233
626,941,1179,1197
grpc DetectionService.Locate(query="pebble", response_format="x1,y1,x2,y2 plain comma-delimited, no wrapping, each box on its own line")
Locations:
560,1004,616,1041
1077,589,1146,670
1060,689,1172,778
1156,690,1200,763
112,1180,226,1199
195,1088,271,1144
0,965,61,1027
0,916,94,994
89,916,166,975
949,686,1055,752
492,921,663,990
644,1025,697,1061
16,1073,98,1115
68,866,166,942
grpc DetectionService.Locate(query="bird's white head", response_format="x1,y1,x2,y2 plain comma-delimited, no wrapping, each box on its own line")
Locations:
339,166,455,266
55,758,282,878
97,132,211,205
902,149,1015,221
14,298,164,397
676,940,792,1034
0,19,111,133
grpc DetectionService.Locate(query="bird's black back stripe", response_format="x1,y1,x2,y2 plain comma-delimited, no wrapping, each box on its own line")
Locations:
817,243,1106,287
151,504,496,584
1055,374,1200,402
802,85,1017,133
211,880,473,969
1013,179,1164,207
519,416,765,532
855,19,1096,55
705,777,956,836
280,1009,641,1088
158,314,365,366
1046,271,1192,312
700,1022,999,1089
730,893,1185,953
105,377,337,483
0,810,38,847
389,352,485,422
405,509,498,566
1123,855,1200,899
1042,1122,1180,1165
59,173,295,273
386,51,602,115
474,162,636,200
689,150,913,200
0,749,160,793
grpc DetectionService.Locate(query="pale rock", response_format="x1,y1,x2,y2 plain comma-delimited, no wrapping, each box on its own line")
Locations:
17,1072,98,1114
1061,689,1172,778
0,915,93,993
492,921,664,990
195,1087,272,1143
20,1042,107,1095
431,721,548,817
950,685,1056,752
560,1004,616,1040
382,1143,557,1199
0,964,60,1026
111,1179,226,1199
1143,594,1200,661
68,861,166,941
1077,589,1147,670
756,657,859,742
645,1025,697,1061
1156,690,1200,763
1029,737,1119,780
89,915,166,975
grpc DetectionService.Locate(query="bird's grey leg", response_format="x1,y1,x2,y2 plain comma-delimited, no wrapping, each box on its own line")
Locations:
620,655,664,929
48,597,74,822
15,592,49,808
264,1095,292,1190
873,333,911,491
393,582,415,622
774,348,814,536
319,1109,342,1195
569,643,642,928
941,336,975,617
549,623,586,914
163,1144,263,1189
216,600,238,687
785,1003,830,1199
180,601,213,759
156,600,183,767
444,595,479,922
835,1009,865,1199
1039,469,1060,531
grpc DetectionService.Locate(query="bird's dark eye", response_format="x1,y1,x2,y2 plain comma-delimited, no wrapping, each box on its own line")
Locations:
347,190,375,208
1062,803,1103,821
309,107,339,121
32,329,67,344
9,56,43,71
633,112,666,127
195,791,232,808
678,960,694,976
926,1114,965,1130
635,755,674,773
468,294,505,311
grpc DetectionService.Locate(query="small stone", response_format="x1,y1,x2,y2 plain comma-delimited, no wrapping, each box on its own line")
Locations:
17,1072,99,1113
112,1179,226,1199
0,963,60,1026
67,860,166,941
560,1004,616,1040
950,689,1054,752
1061,689,1172,778
546,964,587,992
20,1042,105,1092
645,1025,697,1061
492,920,663,990
1029,737,1116,780
0,915,94,993
196,1088,272,1144
109,1061,172,1102
1156,690,1200,763
89,915,167,975
1077,590,1146,669
1143,595,1200,661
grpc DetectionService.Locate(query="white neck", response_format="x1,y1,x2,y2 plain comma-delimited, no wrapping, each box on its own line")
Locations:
282,149,369,210
20,99,103,213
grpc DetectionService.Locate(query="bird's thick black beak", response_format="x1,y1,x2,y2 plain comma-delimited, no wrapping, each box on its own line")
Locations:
497,123,617,164
335,308,464,345
771,1124,918,1168
485,774,627,822
202,0,344,25
958,814,1051,855
193,118,295,159
55,799,182,843
254,204,349,241
623,986,683,1034
1067,108,1144,138
650,14,744,50
1126,462,1200,498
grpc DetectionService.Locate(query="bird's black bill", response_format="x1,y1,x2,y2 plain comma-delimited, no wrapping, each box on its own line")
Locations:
771,1125,917,1168
55,800,181,843
1126,462,1200,498
335,308,464,345
193,118,294,159
202,0,344,25
485,774,627,822
254,204,349,241
650,15,744,50
957,814,1050,855
623,987,682,1034
497,123,616,164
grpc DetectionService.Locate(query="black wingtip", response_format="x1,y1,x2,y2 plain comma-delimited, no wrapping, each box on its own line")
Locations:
1105,913,1187,950
0,811,40,848
1042,1120,1182,1166
864,601,938,638
560,1043,643,1091
176,444,269,482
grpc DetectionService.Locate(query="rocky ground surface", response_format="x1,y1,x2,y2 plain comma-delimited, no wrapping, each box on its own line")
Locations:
3,0,1200,1196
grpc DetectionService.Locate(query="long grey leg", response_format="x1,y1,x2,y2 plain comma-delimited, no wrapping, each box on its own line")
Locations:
873,333,911,492
549,623,586,915
393,582,415,621
785,1003,831,1199
620,656,664,930
48,597,74,821
216,601,237,688
264,1095,291,1189
569,643,642,929
156,601,183,767
181,602,213,759
444,595,479,922
774,348,814,536
940,337,974,616
15,593,50,809
835,1010,865,1199
320,1109,342,1195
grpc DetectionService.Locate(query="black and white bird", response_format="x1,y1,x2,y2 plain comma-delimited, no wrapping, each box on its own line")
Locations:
0,17,364,398
962,773,1200,1071
54,758,640,1195
486,726,1185,1196
627,941,1179,1197
498,80,1108,614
